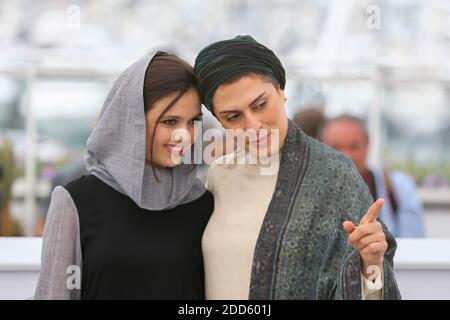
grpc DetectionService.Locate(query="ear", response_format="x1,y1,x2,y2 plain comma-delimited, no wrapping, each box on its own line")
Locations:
277,88,287,101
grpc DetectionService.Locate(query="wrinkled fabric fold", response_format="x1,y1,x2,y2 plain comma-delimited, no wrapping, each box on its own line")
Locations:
249,120,401,300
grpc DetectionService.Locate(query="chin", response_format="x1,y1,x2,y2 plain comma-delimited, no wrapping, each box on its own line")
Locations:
163,160,179,168
147,157,175,169
246,143,277,158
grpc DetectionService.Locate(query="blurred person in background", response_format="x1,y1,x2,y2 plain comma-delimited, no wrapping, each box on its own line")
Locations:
320,115,425,238
0,137,22,236
292,107,326,140
34,159,87,236
35,112,102,235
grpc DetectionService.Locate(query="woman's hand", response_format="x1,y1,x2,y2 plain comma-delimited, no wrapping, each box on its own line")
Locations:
343,198,387,279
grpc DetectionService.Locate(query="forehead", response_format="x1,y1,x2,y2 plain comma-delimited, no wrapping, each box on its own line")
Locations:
152,88,200,117
212,75,275,110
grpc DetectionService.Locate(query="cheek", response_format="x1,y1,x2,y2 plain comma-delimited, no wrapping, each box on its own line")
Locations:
266,102,287,139
188,126,196,144
153,126,171,149
266,101,284,124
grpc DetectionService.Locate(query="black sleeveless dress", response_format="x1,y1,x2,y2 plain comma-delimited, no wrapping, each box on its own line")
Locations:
65,174,214,299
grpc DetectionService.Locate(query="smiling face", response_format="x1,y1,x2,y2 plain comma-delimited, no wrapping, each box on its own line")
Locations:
145,87,202,168
211,73,288,157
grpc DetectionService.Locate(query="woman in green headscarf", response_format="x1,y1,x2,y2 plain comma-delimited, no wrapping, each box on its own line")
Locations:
195,35,401,300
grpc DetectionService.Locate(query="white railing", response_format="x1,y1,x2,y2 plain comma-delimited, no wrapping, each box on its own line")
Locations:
0,237,449,300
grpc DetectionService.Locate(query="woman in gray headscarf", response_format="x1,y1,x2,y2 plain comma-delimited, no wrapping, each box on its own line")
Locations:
34,51,213,299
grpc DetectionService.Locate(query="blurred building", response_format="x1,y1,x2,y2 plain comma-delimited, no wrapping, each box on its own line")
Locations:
0,0,449,236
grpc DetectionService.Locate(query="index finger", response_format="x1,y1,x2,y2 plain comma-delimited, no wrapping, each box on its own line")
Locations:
360,198,384,225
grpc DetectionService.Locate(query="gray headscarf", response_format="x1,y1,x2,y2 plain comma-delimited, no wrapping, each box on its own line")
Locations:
85,52,206,210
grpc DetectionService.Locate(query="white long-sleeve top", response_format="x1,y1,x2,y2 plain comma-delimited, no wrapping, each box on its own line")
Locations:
202,151,382,300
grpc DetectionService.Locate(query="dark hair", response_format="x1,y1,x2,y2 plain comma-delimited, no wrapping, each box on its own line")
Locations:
293,107,326,139
221,71,279,88
143,51,197,176
210,71,280,113
144,51,196,113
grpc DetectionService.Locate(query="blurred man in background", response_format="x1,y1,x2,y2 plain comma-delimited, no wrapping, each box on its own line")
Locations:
320,115,425,237
293,107,326,140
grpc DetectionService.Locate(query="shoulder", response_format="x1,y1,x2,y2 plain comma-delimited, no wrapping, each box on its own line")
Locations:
205,151,242,192
45,186,79,232
202,189,214,202
64,174,98,195
63,174,105,215
303,138,373,220
64,173,106,203
50,186,76,208
195,189,214,212
177,189,214,222
307,137,359,179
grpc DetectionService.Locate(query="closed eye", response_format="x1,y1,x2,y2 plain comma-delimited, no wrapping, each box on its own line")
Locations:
189,116,203,125
162,119,177,126
253,100,267,110
226,113,240,122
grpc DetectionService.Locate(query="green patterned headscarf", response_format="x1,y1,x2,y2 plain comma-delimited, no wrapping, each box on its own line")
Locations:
194,35,286,111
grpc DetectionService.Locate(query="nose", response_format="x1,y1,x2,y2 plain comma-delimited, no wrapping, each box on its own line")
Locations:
245,114,262,132
171,127,190,145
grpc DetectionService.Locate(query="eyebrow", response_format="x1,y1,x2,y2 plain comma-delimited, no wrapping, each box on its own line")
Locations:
249,92,266,107
161,113,203,120
219,92,266,115
191,113,203,119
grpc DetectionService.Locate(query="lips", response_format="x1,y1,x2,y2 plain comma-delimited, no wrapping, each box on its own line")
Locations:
165,144,184,156
249,132,271,146
256,132,271,146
